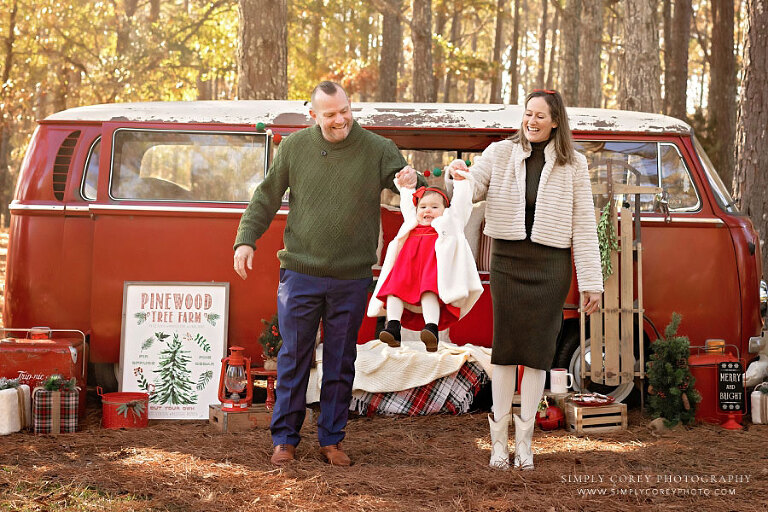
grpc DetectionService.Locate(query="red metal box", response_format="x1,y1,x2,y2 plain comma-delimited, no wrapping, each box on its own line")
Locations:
0,329,87,419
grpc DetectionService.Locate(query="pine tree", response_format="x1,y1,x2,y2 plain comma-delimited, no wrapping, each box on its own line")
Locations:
153,333,198,405
646,313,701,426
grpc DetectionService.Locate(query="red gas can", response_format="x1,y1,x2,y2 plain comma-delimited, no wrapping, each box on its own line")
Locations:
688,345,744,425
0,329,87,418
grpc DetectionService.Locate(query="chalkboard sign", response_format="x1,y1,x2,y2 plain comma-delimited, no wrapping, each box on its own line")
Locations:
718,361,744,412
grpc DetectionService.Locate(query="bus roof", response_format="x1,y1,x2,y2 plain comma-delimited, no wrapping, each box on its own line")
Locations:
43,100,691,135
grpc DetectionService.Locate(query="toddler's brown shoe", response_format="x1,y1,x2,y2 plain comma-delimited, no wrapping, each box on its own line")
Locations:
421,323,439,352
320,442,352,466
379,320,401,347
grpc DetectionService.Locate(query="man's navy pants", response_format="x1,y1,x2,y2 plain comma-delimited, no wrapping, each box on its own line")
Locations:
270,269,371,447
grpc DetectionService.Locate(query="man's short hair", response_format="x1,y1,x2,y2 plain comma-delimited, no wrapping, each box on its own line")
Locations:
311,81,347,103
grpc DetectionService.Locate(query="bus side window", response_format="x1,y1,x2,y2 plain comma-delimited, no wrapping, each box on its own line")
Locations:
660,143,700,211
81,138,101,200
576,141,658,212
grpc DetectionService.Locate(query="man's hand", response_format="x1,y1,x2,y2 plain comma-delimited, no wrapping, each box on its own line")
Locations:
446,159,469,181
582,292,601,316
395,165,418,188
233,245,254,280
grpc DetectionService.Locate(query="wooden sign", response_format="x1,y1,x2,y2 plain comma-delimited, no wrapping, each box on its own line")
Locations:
718,361,744,412
120,282,229,420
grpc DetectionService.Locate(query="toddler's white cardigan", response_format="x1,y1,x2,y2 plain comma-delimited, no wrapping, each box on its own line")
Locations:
367,173,483,320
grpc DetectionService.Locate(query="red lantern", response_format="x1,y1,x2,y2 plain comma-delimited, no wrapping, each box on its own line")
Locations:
218,346,253,412
536,404,565,430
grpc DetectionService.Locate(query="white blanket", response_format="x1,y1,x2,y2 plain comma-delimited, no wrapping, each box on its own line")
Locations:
306,340,492,403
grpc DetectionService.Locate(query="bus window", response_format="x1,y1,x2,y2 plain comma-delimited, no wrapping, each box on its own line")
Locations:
660,143,700,212
576,141,658,212
110,130,267,202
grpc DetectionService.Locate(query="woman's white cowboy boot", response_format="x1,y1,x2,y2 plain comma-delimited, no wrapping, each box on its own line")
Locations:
513,414,535,470
488,414,510,469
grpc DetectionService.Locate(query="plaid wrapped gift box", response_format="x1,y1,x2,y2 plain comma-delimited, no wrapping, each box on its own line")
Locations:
350,361,488,416
33,387,79,434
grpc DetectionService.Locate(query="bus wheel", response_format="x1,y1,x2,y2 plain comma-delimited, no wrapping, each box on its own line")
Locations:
554,330,636,403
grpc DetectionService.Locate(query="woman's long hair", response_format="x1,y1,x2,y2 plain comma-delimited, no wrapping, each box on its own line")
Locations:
511,90,575,166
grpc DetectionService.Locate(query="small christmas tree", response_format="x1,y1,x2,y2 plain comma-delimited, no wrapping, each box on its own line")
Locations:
258,314,282,359
646,313,701,427
153,333,198,405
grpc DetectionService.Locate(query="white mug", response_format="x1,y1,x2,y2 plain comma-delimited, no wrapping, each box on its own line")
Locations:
550,368,574,394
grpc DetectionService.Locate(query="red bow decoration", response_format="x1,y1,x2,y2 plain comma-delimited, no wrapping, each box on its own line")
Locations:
412,187,450,208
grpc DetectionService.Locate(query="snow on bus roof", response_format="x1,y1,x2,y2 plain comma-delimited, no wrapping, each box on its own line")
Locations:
43,100,691,135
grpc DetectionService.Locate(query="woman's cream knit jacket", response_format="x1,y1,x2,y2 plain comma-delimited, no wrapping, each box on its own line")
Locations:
469,139,604,293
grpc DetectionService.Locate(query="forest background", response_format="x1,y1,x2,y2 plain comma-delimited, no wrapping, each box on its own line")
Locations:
0,0,767,269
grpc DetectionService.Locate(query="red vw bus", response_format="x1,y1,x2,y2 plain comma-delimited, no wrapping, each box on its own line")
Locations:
4,101,765,400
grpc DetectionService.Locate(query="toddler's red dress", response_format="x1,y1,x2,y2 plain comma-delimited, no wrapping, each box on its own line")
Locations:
376,224,460,330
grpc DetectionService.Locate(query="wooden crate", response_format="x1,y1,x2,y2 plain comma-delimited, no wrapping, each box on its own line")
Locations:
209,404,314,433
209,404,272,433
565,402,627,434
510,391,573,416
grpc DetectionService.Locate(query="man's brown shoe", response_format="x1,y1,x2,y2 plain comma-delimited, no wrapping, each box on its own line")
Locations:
271,444,296,465
319,443,351,466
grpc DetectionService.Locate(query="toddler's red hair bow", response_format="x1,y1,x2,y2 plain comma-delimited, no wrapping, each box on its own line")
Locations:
412,187,450,208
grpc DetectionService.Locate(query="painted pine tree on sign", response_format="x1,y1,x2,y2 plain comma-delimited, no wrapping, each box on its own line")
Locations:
153,333,198,405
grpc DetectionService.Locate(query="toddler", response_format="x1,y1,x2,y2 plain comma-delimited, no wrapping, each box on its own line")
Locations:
367,171,483,351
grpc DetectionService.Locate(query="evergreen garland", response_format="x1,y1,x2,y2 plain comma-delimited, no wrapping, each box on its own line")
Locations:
646,313,701,427
0,377,20,390
597,203,618,281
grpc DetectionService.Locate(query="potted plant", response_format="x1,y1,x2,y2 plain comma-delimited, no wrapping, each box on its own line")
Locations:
258,314,282,370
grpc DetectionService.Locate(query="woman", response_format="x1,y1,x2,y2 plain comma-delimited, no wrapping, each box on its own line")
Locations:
449,90,602,470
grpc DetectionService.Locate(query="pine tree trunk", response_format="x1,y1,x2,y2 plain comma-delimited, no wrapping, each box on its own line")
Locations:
578,0,603,107
707,0,736,190
467,24,478,102
309,0,323,81
378,0,402,101
489,0,505,103
546,7,559,90
237,0,287,100
662,0,671,114
444,2,462,103
733,0,768,275
150,0,160,21
507,0,521,104
432,1,448,101
665,0,691,120
0,0,18,226
536,0,548,89
412,0,435,102
559,0,581,105
618,0,662,113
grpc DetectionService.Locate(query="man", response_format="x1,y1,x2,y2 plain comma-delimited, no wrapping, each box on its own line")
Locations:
233,82,420,466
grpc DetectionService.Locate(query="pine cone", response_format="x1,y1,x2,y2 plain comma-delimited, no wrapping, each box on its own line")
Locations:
648,385,655,395
682,393,690,410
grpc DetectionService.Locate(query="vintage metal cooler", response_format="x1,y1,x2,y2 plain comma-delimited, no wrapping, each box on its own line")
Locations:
0,328,87,418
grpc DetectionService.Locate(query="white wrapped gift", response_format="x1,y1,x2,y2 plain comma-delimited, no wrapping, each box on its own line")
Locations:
0,384,32,435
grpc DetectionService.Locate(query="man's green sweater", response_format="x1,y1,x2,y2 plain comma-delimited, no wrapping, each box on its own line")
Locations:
234,121,411,279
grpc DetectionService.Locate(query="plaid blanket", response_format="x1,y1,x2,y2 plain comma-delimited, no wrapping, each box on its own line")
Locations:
33,388,79,434
350,361,487,416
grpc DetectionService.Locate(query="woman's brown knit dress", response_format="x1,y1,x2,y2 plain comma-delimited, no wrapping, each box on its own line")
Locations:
489,140,572,370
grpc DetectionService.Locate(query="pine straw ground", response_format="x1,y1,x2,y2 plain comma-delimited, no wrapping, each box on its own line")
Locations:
1,393,768,512
2,226,768,512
